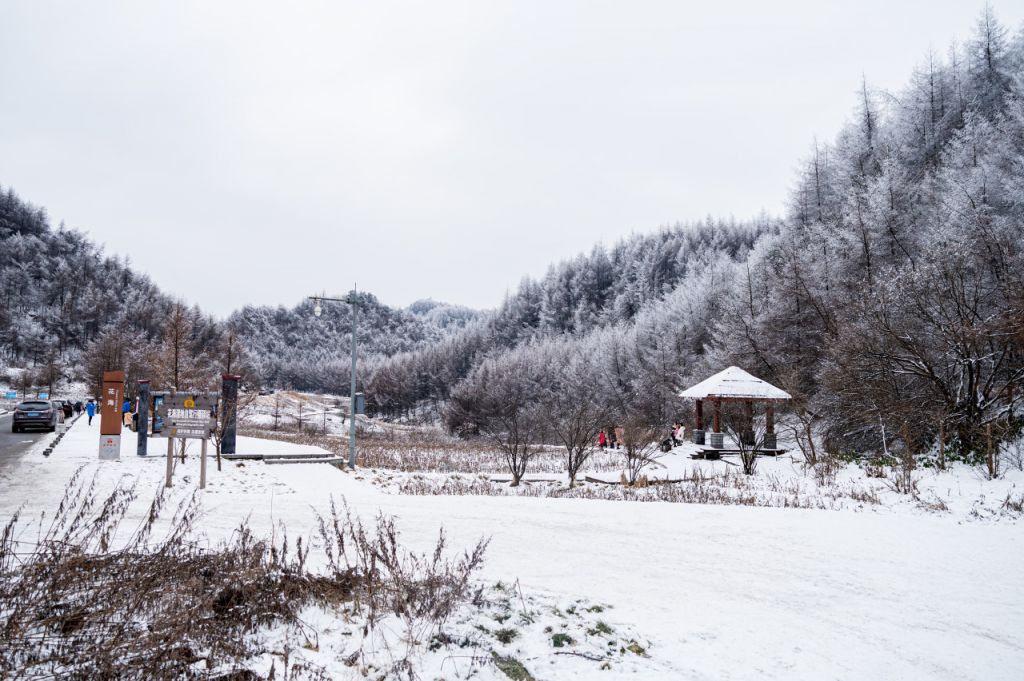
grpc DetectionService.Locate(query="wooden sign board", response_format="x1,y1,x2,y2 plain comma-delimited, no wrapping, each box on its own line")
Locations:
157,393,218,439
99,371,125,460
160,391,219,491
100,371,125,436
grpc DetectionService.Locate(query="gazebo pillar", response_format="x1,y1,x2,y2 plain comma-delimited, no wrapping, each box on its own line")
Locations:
742,399,755,445
764,404,777,450
693,399,705,445
709,397,723,448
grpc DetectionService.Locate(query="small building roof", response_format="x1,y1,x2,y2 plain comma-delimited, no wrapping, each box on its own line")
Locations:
679,366,792,401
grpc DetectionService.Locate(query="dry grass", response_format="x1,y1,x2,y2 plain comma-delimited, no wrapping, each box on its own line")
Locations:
242,426,624,475
0,469,488,680
1002,491,1024,515
359,441,623,475
388,467,883,511
245,426,891,512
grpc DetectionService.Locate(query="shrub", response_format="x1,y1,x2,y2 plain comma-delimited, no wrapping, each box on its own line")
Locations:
0,474,489,679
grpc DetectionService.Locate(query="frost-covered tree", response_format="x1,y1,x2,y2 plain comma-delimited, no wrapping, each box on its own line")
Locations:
445,347,547,486
536,339,608,488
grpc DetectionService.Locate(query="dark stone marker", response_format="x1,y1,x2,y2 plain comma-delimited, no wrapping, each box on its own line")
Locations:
137,380,150,456
221,375,240,455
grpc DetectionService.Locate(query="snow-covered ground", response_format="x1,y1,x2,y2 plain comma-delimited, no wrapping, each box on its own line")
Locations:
242,390,348,435
368,440,1024,522
2,418,1022,679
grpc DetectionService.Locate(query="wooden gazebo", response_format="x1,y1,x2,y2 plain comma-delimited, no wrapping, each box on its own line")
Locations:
679,366,791,451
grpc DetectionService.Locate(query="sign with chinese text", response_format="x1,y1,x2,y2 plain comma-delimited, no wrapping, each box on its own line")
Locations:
99,435,120,460
157,393,217,439
99,370,125,459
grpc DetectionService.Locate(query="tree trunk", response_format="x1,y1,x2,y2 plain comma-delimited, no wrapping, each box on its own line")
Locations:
938,420,945,471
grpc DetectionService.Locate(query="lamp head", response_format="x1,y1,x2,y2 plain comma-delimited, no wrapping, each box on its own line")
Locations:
313,302,323,317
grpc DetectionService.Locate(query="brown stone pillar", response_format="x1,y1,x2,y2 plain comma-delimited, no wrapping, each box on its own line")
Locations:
137,380,150,456
99,370,125,460
695,399,703,430
221,375,240,455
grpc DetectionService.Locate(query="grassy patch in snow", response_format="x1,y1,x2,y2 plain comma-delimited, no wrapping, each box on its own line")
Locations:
492,653,535,680
551,632,575,647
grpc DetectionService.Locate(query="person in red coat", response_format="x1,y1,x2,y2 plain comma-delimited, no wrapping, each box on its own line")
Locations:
598,430,607,448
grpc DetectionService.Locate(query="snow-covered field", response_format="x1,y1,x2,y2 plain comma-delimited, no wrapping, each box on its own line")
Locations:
369,441,1024,521
2,417,1023,679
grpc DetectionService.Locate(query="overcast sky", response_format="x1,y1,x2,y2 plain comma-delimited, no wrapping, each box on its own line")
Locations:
2,1,1022,317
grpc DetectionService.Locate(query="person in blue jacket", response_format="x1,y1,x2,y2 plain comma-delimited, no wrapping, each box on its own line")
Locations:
86,399,96,425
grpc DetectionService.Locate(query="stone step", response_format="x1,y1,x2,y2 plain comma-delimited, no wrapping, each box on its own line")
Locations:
264,456,346,465
223,451,334,461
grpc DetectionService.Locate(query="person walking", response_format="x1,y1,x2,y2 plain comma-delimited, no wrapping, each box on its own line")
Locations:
598,429,607,449
122,398,131,427
86,400,96,425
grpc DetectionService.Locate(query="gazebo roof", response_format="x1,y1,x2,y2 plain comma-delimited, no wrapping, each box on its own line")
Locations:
679,366,792,401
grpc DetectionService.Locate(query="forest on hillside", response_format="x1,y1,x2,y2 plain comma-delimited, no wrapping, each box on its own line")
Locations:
1,8,1021,466
0,190,474,397
0,196,228,397
229,296,479,395
366,8,1024,462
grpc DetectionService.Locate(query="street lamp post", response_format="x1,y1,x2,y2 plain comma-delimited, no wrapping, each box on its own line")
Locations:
309,288,360,470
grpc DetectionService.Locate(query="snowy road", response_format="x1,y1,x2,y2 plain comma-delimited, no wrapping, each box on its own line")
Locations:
0,412,50,475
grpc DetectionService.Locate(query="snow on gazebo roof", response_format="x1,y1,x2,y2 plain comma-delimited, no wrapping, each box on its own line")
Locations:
679,366,792,401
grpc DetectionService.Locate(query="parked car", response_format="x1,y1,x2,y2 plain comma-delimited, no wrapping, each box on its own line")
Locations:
11,400,60,432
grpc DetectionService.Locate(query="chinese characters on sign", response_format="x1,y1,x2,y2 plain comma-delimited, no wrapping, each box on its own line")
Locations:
99,370,125,460
157,394,218,440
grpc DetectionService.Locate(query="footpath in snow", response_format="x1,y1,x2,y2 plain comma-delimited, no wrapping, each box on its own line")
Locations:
1,419,1022,680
